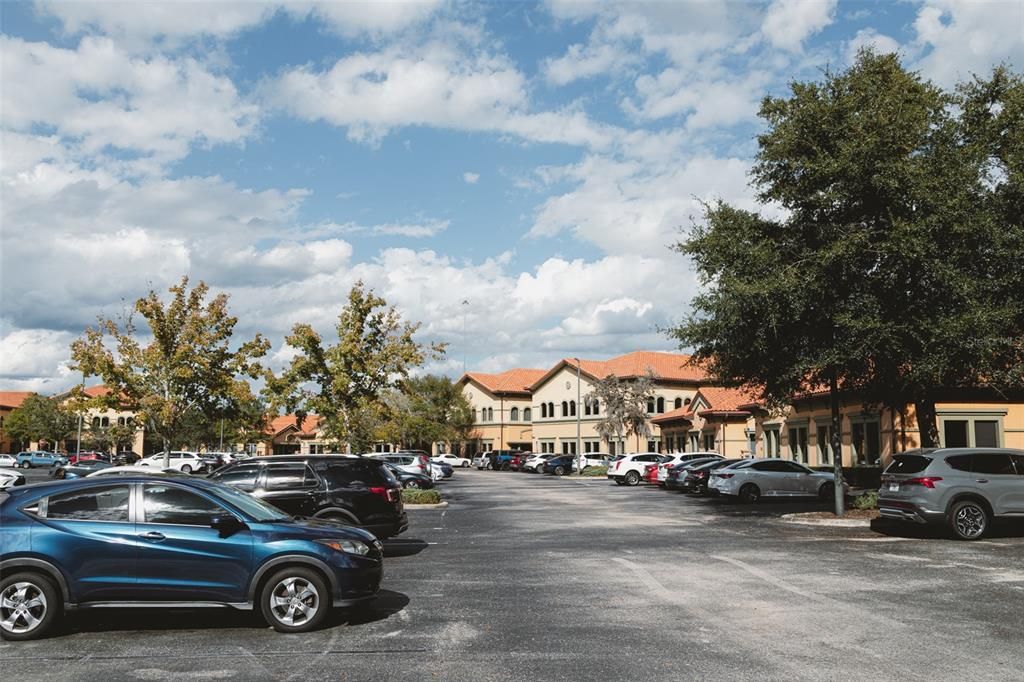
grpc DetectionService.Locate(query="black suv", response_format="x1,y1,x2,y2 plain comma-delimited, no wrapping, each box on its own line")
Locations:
208,455,408,539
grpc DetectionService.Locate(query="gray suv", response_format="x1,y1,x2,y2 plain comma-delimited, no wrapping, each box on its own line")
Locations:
878,448,1024,540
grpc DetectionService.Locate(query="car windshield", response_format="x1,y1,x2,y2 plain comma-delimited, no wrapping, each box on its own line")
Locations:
885,454,932,474
206,483,291,522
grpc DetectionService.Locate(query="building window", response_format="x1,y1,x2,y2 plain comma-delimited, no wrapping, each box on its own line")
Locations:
764,428,781,458
656,397,665,413
540,404,547,419
647,398,655,413
851,420,881,466
523,408,532,421
487,407,494,421
674,397,683,410
816,422,837,466
788,426,808,463
592,399,599,415
562,441,577,455
569,401,576,417
584,440,600,453
309,443,326,454
561,401,568,417
689,433,700,452
746,431,757,457
702,433,716,451
939,413,1003,448
547,402,555,418
510,407,519,422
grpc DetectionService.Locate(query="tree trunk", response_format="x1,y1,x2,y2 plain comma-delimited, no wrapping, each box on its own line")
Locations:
829,371,845,516
914,396,939,448
163,436,171,468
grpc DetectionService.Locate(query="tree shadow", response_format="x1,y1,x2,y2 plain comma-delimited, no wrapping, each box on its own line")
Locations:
870,517,1024,541
382,538,429,558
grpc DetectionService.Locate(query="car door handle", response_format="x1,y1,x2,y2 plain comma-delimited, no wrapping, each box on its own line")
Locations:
140,531,166,542
976,479,989,484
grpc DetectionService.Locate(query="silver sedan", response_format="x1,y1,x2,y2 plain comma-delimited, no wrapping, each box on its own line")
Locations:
709,459,844,503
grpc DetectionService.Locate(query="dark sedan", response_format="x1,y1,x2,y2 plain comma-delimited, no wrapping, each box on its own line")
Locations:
386,463,434,490
542,455,576,476
663,457,721,490
51,459,114,479
678,458,745,494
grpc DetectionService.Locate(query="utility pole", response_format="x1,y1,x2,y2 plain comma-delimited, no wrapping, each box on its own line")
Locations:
461,299,469,374
76,371,84,456
219,418,224,451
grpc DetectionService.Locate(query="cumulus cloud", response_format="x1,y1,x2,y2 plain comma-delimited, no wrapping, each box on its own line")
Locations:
845,28,901,64
463,172,480,184
0,327,78,391
761,0,838,52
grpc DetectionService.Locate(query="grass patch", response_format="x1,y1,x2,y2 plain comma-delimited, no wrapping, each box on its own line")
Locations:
852,491,878,510
402,488,442,505
580,466,608,477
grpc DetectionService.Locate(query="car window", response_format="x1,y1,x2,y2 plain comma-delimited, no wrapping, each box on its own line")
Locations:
212,464,262,491
321,461,388,488
265,463,317,490
970,453,1017,476
783,462,810,473
45,485,130,522
143,483,225,525
885,454,932,474
1011,454,1024,476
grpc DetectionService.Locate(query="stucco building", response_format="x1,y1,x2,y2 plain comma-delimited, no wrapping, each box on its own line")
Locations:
457,368,546,454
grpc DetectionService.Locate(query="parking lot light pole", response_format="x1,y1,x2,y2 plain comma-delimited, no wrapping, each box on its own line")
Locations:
574,358,581,474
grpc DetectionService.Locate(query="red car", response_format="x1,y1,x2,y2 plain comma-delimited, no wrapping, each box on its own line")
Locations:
644,463,659,484
67,451,109,465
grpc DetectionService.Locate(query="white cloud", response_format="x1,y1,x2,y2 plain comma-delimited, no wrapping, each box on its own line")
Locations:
625,67,769,128
762,0,837,52
542,40,638,85
1,36,258,165
912,0,1024,86
463,172,480,184
0,327,77,391
845,28,901,64
308,220,449,238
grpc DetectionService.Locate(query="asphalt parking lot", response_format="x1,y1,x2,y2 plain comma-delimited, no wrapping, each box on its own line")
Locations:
3,467,1024,681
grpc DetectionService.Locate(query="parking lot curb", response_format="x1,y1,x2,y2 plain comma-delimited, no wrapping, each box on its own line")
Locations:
780,513,872,528
405,501,449,510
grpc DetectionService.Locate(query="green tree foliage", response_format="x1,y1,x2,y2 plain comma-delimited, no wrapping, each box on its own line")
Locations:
589,373,653,454
175,381,268,451
70,277,269,466
4,393,76,451
266,282,444,449
381,375,475,451
672,52,1024,512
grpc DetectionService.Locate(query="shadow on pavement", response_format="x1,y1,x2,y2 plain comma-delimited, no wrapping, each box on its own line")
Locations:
333,589,410,626
870,517,1024,541
383,538,429,557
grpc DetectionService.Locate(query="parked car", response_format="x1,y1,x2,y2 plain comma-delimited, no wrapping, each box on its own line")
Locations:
208,455,408,539
522,453,557,472
656,452,722,485
542,455,577,476
0,468,26,490
675,458,744,494
577,453,610,470
434,461,454,478
138,451,206,474
385,463,434,490
489,450,525,471
606,453,665,486
0,455,17,468
51,459,114,479
113,451,141,466
15,451,68,469
0,475,383,640
644,463,660,484
367,453,430,479
86,465,191,478
510,452,532,471
877,448,1024,540
473,453,491,469
709,459,844,503
432,454,470,468
66,451,109,466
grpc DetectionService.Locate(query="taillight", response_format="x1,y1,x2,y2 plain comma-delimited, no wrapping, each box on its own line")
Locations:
370,486,400,503
717,473,734,479
902,477,943,489
696,471,707,478
614,460,621,471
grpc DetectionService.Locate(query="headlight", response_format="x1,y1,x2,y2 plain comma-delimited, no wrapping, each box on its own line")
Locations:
315,538,370,556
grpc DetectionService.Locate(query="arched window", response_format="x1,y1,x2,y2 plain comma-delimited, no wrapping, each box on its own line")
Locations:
647,398,655,413
592,399,599,415
656,397,665,413
569,401,576,416
547,402,554,417
511,407,519,422
684,397,692,406
487,407,494,421
523,408,531,422
541,404,547,418
674,397,683,410
561,401,568,417
92,417,100,428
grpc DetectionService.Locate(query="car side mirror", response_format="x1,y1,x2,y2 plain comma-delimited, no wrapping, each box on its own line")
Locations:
211,515,245,536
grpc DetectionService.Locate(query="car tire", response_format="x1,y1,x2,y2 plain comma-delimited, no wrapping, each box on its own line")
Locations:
739,483,760,504
180,464,192,474
403,480,419,489
614,479,626,486
0,572,61,641
554,466,566,476
818,482,835,501
20,461,31,469
260,567,330,634
624,470,641,486
948,500,989,541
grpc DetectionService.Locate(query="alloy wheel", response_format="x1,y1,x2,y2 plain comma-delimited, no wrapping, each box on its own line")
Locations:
0,582,48,636
269,577,320,627
953,502,987,540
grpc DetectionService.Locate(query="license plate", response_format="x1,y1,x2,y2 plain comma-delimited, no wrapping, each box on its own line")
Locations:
889,483,899,492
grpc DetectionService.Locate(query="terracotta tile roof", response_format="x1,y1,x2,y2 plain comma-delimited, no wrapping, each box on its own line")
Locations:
267,414,321,437
529,351,708,391
82,385,112,398
650,405,693,425
694,386,759,416
0,391,35,410
461,368,547,396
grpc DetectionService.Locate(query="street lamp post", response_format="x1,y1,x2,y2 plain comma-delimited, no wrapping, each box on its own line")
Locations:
76,372,85,457
461,299,469,375
574,358,581,474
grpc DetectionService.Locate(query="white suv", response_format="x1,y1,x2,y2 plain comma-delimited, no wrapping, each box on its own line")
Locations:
432,453,470,468
657,452,722,483
138,451,205,474
607,452,665,486
523,453,557,472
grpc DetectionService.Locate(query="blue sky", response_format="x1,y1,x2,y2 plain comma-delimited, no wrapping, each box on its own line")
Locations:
1,0,1022,391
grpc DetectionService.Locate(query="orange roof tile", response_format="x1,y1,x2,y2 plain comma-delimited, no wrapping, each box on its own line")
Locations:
461,368,547,396
650,405,693,424
82,385,112,398
530,351,708,390
266,414,321,437
0,391,35,410
694,386,759,416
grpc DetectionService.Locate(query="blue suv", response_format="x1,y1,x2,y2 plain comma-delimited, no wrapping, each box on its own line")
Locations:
15,452,68,469
0,476,383,640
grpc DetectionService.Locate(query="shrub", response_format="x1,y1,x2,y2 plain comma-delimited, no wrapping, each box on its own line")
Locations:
852,491,878,510
580,466,608,477
402,488,442,505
